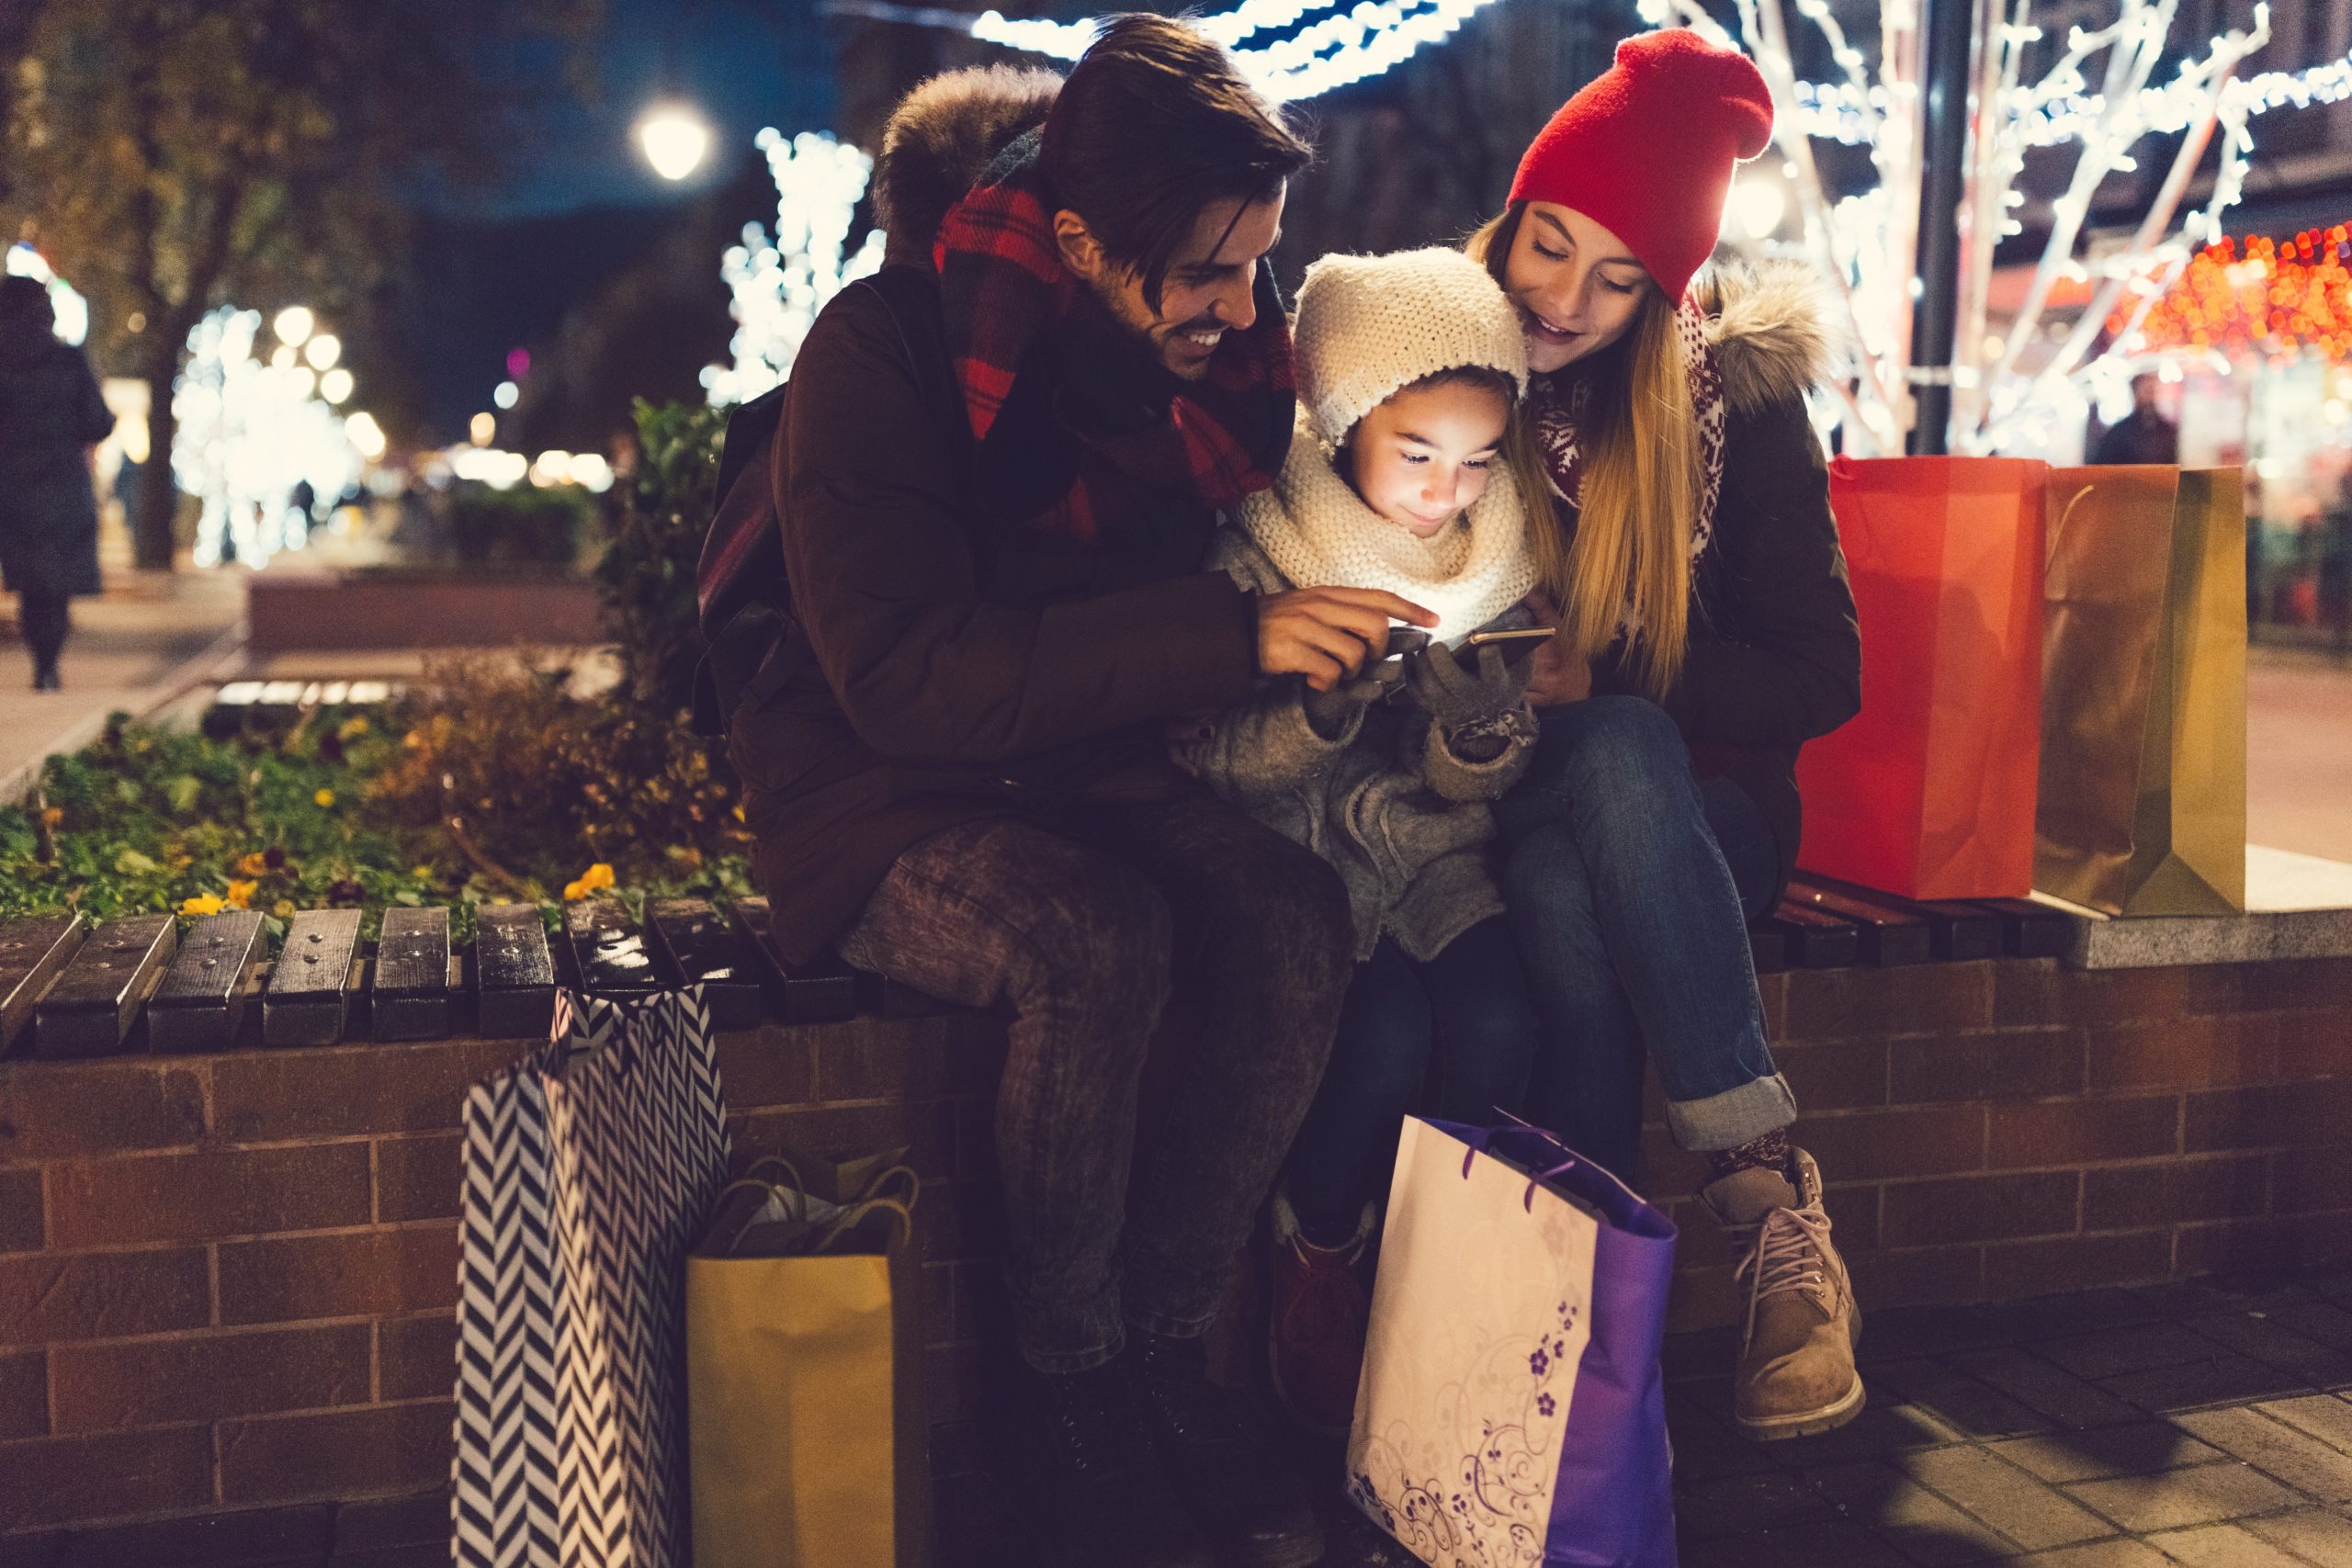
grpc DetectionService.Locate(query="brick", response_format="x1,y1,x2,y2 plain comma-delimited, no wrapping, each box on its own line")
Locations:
218,1224,460,1325
923,1343,983,1427
1899,1443,2113,1549
2272,1012,2352,1081
2185,1312,2352,1384
1781,962,1993,1043
1984,1230,2173,1298
1798,1105,1987,1182
1846,1245,1984,1312
0,1349,44,1439
331,1489,452,1551
1988,1096,2179,1170
1891,1030,2083,1105
55,1503,331,1567
1947,1346,2145,1429
729,1099,956,1182
2063,1459,2305,1532
2086,1017,2279,1093
218,1399,454,1506
0,1426,213,1528
917,1181,1006,1265
1883,1172,2080,1247
2002,964,2236,1030
2258,1393,2352,1452
2228,956,2352,1017
1798,1459,2013,1562
0,1167,41,1254
814,1013,1001,1102
708,1025,816,1110
1756,970,1789,1037
2085,1156,2268,1232
2186,1080,2352,1154
0,1247,210,1348
1991,1422,2226,1483
47,1142,371,1248
2036,1323,2221,1381
2177,1213,2352,1279
2240,1510,2352,1563
208,1038,523,1143
378,1313,457,1403
0,1060,207,1161
51,1323,369,1434
1665,1265,1741,1334
1775,1040,1889,1110
2175,1405,2352,1503
2271,1145,2352,1214
2143,1521,2315,1566
2099,1353,2312,1415
375,1134,460,1223
1672,1469,1841,1538
1871,1357,2053,1439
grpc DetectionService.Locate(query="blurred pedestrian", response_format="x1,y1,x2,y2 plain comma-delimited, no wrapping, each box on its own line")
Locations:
2093,372,2179,466
0,276,115,691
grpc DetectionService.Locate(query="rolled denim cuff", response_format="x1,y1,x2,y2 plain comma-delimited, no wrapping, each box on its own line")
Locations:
1664,1070,1800,1152
1015,1288,1126,1375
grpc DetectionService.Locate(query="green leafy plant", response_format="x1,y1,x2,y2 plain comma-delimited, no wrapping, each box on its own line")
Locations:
594,399,729,717
444,479,594,570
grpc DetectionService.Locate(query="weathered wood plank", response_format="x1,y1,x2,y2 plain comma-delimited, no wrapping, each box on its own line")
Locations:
32,914,176,1058
0,914,85,1056
149,910,267,1054
372,906,455,1042
263,908,364,1047
1973,897,2075,960
562,900,662,1003
647,897,763,1030
474,903,556,1041
1787,877,1933,967
731,897,858,1023
1767,900,1862,968
1913,899,2007,962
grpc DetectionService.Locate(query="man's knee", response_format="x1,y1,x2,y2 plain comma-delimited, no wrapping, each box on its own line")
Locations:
1015,858,1177,1020
1226,836,1355,987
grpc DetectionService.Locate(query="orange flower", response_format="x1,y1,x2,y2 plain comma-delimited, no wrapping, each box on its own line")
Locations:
235,851,270,878
224,880,258,909
40,806,63,828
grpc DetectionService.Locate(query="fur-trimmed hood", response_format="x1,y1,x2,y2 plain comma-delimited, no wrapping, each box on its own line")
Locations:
872,66,1062,267
1695,256,1845,415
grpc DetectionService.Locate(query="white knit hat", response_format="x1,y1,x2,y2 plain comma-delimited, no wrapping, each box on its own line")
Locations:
1291,246,1531,448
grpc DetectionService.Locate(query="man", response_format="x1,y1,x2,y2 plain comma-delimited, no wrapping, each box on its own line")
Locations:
2093,373,2180,465
722,18,1430,1568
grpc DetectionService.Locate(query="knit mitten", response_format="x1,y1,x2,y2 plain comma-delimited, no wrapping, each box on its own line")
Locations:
1405,643,1531,760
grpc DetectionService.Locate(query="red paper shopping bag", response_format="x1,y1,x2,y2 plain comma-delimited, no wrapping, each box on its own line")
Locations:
1795,456,2047,900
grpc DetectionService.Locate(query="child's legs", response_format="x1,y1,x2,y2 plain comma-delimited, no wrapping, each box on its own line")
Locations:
1282,940,1432,1246
1417,915,1540,1127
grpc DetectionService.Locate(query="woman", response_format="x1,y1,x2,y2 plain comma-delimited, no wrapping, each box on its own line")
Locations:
0,276,114,691
1474,30,1865,1440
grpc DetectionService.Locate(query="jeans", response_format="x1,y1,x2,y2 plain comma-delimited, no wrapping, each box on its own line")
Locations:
1282,917,1538,1245
837,790,1354,1373
1496,696,1797,1182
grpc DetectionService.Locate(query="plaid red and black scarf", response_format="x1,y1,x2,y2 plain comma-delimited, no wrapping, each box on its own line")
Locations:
933,149,1295,543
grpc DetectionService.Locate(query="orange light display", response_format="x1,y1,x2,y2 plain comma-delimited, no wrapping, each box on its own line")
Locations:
2124,225,2352,362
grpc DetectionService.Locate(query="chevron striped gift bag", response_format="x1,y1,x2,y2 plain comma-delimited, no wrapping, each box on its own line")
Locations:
454,987,733,1568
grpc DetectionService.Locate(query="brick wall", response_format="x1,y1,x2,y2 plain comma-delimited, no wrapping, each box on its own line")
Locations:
1,953,2347,1540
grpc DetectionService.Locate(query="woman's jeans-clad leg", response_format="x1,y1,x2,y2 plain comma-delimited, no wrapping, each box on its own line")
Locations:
1283,917,1538,1243
1498,696,1796,1182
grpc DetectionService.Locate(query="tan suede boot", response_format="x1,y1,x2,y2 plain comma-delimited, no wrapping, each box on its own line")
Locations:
1701,1148,1863,1440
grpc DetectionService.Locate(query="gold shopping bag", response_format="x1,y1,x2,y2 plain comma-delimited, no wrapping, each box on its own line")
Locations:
2035,466,2246,915
687,1156,930,1568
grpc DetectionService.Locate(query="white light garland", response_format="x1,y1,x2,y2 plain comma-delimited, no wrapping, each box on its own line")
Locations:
704,130,886,408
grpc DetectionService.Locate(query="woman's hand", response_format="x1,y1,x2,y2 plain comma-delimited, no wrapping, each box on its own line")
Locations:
1518,589,1593,708
1258,586,1437,692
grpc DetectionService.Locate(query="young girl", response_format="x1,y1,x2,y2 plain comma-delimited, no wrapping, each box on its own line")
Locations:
1476,29,1867,1440
1172,246,1543,1432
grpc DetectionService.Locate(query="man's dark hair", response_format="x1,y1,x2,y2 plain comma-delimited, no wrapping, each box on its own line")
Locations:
1040,13,1312,311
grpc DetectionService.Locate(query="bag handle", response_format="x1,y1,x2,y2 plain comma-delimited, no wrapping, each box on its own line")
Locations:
1455,1111,1653,1214
809,1194,917,1255
2048,483,2095,570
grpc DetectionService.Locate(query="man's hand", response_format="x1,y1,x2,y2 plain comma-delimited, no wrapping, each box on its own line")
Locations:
1258,586,1437,692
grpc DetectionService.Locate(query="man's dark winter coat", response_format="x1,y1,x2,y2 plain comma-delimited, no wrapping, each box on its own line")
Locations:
730,70,1265,963
0,332,113,600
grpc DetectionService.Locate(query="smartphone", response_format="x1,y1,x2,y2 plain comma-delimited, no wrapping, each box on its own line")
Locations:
1454,626,1555,669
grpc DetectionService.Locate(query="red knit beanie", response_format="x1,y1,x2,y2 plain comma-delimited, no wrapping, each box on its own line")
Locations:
1509,29,1775,302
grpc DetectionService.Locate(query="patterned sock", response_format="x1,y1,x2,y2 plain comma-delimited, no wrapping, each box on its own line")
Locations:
1706,1127,1794,1185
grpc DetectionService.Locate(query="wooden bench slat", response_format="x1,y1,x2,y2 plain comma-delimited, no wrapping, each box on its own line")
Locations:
0,914,85,1056
647,898,764,1031
150,909,267,1054
263,909,364,1047
1972,897,2075,959
1767,900,1862,968
1787,877,1934,967
474,903,556,1041
731,897,859,1023
562,900,662,1003
33,914,176,1058
1912,899,2007,962
372,906,455,1042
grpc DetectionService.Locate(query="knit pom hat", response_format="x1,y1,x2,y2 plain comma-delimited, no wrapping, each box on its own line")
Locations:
1291,246,1530,448
1509,29,1774,302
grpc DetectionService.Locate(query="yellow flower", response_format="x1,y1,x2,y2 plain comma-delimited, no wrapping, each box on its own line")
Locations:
236,851,270,877
272,898,297,919
337,716,371,740
314,788,336,808
180,894,226,916
40,806,62,828
582,863,615,891
411,863,432,879
224,879,257,909
562,879,588,902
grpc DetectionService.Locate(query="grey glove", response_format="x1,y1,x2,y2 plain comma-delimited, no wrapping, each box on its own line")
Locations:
1405,642,1532,761
1301,625,1425,738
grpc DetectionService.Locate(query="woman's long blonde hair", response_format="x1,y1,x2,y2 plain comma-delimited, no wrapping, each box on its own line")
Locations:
1469,203,1699,699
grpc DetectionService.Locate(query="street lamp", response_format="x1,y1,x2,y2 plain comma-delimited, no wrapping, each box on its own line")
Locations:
636,102,713,182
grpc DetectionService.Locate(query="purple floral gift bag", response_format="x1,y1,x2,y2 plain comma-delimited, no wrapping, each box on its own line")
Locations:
1346,1118,1679,1568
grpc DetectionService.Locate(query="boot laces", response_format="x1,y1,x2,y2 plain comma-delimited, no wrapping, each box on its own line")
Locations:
1045,1366,1151,1478
1732,1203,1836,1346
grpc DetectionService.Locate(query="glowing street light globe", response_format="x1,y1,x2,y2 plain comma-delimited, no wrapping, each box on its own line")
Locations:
638,104,713,182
